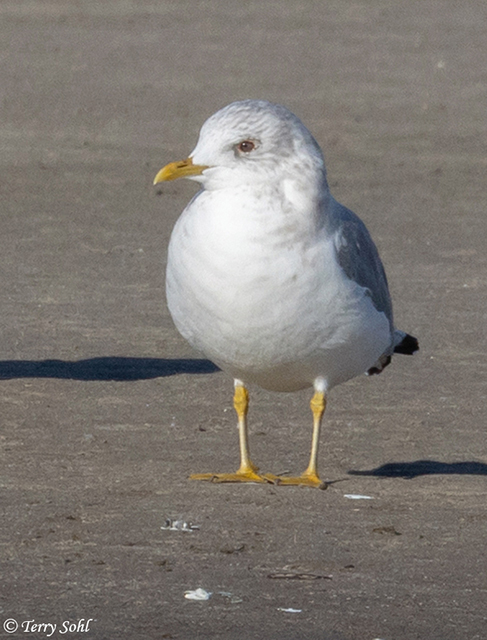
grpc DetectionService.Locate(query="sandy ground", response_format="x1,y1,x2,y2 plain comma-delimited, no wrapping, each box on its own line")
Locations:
1,2,486,639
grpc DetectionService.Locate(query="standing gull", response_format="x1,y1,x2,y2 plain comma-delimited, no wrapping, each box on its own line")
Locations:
154,100,418,488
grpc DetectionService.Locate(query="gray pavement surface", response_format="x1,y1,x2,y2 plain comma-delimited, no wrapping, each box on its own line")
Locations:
1,2,486,639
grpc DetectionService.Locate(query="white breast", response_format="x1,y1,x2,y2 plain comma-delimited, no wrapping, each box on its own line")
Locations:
166,187,391,392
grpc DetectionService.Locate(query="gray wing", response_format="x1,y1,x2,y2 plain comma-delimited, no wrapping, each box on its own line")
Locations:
328,197,394,327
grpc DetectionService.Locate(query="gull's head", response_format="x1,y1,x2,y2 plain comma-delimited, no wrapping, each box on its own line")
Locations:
154,100,327,191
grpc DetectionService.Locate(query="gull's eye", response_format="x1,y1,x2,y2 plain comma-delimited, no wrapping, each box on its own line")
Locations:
237,140,256,153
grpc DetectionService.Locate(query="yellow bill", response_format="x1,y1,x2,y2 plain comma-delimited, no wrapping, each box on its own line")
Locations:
153,157,209,184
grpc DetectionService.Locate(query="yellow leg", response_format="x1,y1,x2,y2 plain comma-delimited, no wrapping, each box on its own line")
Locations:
276,390,327,489
190,383,275,484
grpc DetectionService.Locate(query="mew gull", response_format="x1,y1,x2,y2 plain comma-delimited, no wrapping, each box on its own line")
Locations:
154,100,418,488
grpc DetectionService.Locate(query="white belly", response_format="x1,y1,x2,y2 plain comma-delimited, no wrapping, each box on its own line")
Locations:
166,190,391,392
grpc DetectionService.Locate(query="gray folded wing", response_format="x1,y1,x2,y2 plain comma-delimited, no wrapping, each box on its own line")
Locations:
328,198,394,329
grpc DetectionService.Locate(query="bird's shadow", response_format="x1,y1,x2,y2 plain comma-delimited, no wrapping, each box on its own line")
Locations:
3,360,485,480
348,460,487,479
0,357,219,381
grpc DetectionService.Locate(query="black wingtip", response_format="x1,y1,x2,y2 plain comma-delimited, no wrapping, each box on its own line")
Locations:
394,333,419,355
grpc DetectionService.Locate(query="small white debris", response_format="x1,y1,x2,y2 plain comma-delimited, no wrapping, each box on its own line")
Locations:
184,588,212,601
344,494,374,500
217,591,243,603
277,607,302,613
161,519,200,532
